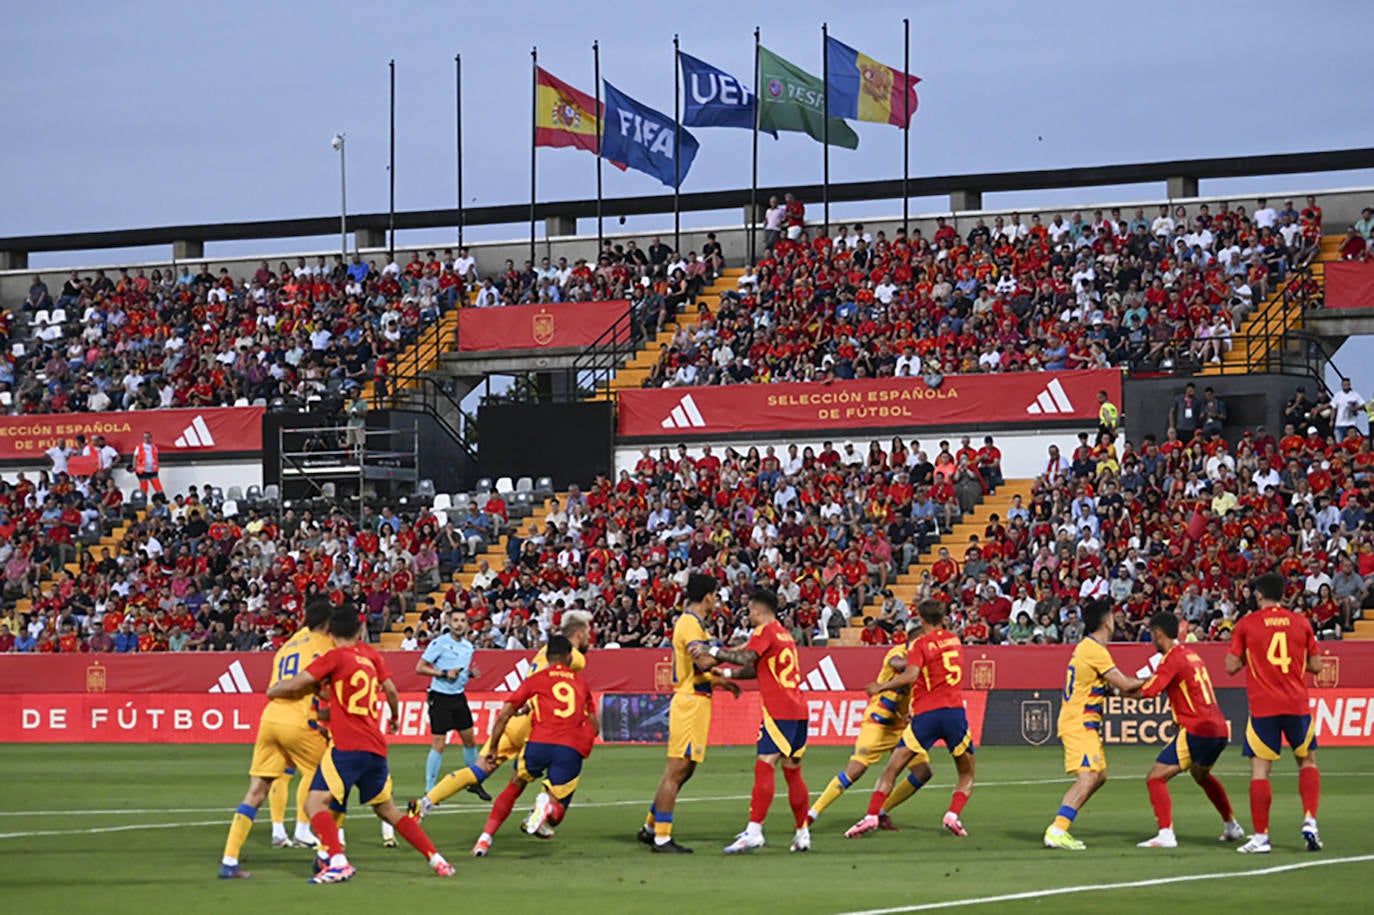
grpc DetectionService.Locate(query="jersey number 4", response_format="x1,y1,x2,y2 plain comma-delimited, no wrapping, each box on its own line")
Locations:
1265,632,1292,673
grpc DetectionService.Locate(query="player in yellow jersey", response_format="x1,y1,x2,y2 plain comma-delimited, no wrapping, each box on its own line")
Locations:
806,630,929,829
1043,598,1143,851
217,597,335,878
637,573,739,853
408,611,592,852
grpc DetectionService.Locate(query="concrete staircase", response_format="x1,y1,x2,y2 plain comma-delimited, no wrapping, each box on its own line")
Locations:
1199,235,1338,377
362,295,470,405
14,509,147,617
593,268,744,398
836,479,1034,646
378,492,566,649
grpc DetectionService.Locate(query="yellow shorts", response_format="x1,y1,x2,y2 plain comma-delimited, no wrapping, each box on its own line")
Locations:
850,722,909,767
666,693,711,763
1062,729,1106,774
249,719,328,779
482,712,532,765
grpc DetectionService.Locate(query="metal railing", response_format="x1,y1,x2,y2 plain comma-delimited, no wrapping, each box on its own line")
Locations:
565,303,642,401
370,372,479,461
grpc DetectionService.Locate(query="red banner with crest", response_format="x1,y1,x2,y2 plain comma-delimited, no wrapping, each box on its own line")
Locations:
457,300,628,351
616,369,1122,437
0,406,263,462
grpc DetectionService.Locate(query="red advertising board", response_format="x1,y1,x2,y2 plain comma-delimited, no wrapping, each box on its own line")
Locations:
0,643,1361,695
0,691,989,748
0,406,264,461
616,369,1123,437
1324,261,1374,310
457,300,628,351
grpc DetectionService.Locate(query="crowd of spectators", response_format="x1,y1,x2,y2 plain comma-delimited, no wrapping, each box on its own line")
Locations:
0,233,725,416
647,196,1325,388
6,371,1372,654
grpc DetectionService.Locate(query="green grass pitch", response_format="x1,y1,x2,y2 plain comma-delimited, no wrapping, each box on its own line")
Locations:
1,744,1370,914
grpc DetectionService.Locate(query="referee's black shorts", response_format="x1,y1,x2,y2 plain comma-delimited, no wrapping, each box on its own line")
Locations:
427,690,474,734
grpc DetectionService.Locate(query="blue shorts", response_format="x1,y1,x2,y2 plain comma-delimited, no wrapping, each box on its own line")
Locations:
311,748,393,806
1157,728,1227,769
517,741,585,796
757,715,808,758
905,707,974,757
1243,715,1318,761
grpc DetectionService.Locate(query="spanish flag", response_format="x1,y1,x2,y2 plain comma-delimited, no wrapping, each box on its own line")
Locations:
535,67,602,153
825,36,920,128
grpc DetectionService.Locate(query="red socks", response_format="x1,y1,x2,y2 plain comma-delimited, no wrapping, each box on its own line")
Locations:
1197,773,1234,821
548,796,567,826
310,810,344,857
392,815,437,859
1250,779,1272,835
749,760,776,824
782,765,809,828
483,781,523,836
949,790,969,816
1299,766,1321,819
1147,777,1172,830
867,790,888,817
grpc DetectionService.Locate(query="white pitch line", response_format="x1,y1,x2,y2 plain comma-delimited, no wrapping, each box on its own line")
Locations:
0,771,1367,822
0,820,225,841
834,855,1374,915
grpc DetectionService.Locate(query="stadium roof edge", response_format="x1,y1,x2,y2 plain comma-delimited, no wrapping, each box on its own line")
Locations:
2,147,1371,255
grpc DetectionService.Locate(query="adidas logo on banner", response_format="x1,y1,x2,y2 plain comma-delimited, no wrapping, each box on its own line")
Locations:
174,414,216,448
1025,378,1075,416
659,394,706,430
800,656,846,691
208,660,253,694
494,658,532,692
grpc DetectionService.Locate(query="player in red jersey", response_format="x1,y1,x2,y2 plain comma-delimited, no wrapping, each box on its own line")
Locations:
1226,572,1324,854
267,608,454,883
1130,612,1244,848
478,634,599,850
845,599,975,839
694,589,812,853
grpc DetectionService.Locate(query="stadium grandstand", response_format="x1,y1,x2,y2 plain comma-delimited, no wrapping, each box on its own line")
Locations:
4,161,1374,657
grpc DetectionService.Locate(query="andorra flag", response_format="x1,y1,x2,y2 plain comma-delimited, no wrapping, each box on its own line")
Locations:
825,36,920,128
535,67,602,153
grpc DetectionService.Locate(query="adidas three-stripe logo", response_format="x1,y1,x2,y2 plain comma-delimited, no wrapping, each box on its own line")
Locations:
659,394,706,429
208,660,253,693
494,658,532,692
174,414,216,448
1024,378,1075,416
800,656,846,691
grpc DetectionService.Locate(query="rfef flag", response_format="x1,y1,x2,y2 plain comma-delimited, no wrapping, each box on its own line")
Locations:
825,36,920,127
679,51,775,136
757,46,858,149
534,67,602,153
600,81,699,188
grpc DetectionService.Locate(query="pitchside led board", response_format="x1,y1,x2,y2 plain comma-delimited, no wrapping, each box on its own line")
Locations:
5,645,1374,746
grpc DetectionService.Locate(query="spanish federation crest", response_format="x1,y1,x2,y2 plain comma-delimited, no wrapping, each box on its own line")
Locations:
653,659,673,693
1020,694,1053,745
970,658,995,690
532,309,555,346
1315,654,1339,689
86,661,107,693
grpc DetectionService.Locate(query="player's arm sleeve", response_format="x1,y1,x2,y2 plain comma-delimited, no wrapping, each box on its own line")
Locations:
1136,653,1172,698
374,651,394,684
1226,621,1246,659
305,650,336,683
743,626,771,657
507,677,535,710
420,641,442,664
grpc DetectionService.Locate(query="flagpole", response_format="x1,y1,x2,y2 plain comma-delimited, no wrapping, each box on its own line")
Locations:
822,22,829,238
750,26,760,267
594,40,604,255
530,47,538,266
903,17,910,231
673,33,681,254
456,53,464,247
388,58,396,260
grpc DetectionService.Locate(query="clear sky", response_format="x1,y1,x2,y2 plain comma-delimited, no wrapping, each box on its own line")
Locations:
4,0,1374,384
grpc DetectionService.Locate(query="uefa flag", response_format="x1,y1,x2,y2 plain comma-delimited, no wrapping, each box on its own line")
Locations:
534,67,602,153
825,36,920,128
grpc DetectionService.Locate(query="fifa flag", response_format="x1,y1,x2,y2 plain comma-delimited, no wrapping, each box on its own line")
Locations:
825,36,920,127
534,67,602,154
600,81,699,188
679,51,775,136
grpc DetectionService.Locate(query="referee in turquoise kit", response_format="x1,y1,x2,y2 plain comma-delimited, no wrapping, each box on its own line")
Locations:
415,610,490,800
